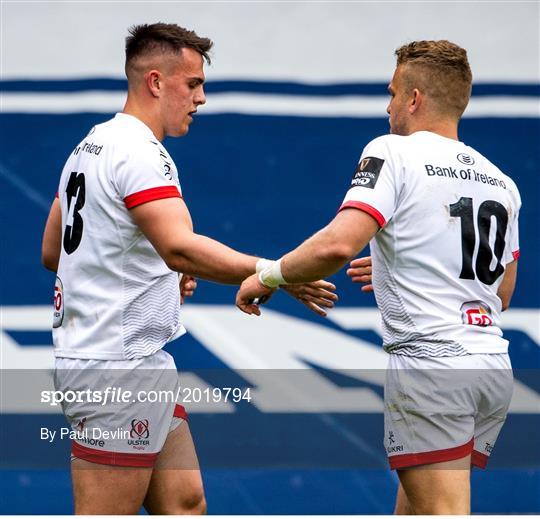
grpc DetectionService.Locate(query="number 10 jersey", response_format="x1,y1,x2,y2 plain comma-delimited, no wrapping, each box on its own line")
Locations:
340,131,521,356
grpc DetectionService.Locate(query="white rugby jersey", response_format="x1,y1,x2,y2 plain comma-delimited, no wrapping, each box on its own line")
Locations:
340,131,521,356
53,113,186,360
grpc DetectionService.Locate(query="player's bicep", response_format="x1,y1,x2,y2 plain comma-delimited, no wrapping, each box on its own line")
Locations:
42,197,62,272
130,197,195,268
497,260,517,311
328,207,380,255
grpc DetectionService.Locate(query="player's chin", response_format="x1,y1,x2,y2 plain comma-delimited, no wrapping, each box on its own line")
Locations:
172,124,190,137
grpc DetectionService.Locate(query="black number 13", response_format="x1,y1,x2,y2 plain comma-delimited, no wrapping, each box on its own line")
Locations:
449,197,508,285
63,171,86,254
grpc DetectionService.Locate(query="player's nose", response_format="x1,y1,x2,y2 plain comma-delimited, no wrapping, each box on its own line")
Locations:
195,86,206,106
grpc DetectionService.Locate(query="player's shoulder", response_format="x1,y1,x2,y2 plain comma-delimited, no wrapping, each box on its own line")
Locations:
466,145,521,201
95,114,166,161
364,133,405,149
365,132,425,152
362,134,415,167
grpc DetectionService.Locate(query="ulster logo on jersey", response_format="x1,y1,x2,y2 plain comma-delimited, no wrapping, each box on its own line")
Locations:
351,156,384,189
461,300,493,327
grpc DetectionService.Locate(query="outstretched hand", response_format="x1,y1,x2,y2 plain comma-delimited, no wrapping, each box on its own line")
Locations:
236,274,276,316
282,280,337,317
346,256,373,292
236,275,338,317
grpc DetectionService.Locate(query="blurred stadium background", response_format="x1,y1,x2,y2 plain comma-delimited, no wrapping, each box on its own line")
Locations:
1,1,539,514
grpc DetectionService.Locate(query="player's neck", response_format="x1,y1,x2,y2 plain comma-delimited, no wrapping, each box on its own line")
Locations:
411,119,459,141
122,98,164,141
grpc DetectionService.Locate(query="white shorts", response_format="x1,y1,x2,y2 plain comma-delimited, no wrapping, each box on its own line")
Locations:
384,353,512,470
54,350,187,468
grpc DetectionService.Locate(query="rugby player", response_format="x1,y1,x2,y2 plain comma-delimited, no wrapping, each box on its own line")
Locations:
237,40,520,514
41,23,336,515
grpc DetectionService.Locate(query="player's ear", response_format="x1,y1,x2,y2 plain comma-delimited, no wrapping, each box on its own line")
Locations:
145,70,162,98
409,88,422,114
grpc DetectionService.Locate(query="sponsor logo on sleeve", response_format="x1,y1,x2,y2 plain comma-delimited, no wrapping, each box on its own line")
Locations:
151,140,175,182
350,156,385,189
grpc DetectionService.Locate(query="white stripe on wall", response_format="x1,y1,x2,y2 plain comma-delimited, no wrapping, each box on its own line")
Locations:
1,92,539,118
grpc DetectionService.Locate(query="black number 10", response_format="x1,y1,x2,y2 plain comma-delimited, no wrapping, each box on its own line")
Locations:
449,197,508,285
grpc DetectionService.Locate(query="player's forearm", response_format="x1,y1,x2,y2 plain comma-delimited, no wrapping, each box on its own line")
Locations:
263,209,379,286
280,227,357,283
166,233,258,284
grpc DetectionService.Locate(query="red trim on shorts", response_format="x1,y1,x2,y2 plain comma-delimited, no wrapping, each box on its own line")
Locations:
512,250,520,261
339,201,386,228
388,438,474,470
471,450,489,469
124,186,181,209
173,404,188,421
55,191,59,198
72,440,159,468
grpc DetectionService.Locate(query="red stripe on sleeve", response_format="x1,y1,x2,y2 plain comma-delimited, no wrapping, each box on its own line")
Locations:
512,250,520,261
338,201,386,228
124,186,181,209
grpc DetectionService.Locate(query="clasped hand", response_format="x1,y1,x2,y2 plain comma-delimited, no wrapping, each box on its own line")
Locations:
236,255,373,316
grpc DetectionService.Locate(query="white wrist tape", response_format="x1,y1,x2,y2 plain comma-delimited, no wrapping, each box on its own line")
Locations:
258,258,287,288
256,258,274,274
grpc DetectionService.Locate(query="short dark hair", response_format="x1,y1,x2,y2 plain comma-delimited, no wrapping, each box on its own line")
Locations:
395,40,472,118
125,23,213,78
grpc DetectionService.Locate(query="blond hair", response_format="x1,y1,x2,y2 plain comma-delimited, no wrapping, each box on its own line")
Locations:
395,40,472,118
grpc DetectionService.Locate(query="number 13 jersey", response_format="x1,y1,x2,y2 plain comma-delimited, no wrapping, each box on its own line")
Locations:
340,131,521,356
53,113,186,360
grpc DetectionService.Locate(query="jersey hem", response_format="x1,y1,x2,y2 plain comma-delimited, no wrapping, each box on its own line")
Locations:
386,346,509,357
54,349,160,361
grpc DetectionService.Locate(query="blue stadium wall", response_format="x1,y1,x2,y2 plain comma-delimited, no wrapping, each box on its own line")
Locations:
1,2,539,515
